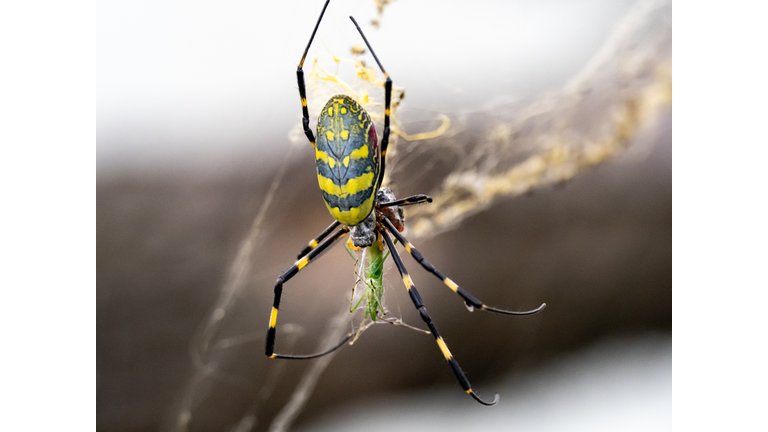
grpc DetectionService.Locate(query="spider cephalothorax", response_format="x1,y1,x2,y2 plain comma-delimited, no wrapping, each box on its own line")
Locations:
349,187,403,249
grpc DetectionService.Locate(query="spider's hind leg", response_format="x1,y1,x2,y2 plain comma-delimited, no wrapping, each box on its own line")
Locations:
349,16,392,192
295,0,331,150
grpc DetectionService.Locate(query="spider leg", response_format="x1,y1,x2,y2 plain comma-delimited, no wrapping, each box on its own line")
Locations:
381,217,546,316
381,229,499,406
297,220,341,259
266,227,354,360
377,194,432,208
349,17,392,192
296,0,331,149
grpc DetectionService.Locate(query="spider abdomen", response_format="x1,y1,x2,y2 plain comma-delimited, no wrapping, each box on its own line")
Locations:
315,95,380,226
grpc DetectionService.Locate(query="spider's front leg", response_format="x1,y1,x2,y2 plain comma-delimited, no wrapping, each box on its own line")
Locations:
381,229,499,406
266,227,353,360
297,220,340,260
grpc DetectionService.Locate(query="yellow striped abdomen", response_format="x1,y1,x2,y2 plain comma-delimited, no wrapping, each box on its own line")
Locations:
315,95,380,226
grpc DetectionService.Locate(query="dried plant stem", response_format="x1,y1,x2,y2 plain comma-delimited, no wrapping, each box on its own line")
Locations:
267,309,351,432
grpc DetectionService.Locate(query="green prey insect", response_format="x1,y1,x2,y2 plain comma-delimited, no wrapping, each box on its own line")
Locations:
264,0,546,406
346,242,388,322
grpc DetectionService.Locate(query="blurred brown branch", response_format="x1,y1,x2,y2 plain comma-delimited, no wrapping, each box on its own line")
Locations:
407,0,671,238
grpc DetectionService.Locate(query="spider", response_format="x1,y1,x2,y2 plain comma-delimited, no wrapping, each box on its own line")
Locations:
265,0,545,406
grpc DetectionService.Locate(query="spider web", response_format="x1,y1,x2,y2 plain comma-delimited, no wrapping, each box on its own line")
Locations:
167,0,671,430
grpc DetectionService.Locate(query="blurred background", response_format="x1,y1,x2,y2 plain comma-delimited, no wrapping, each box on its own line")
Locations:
97,0,671,431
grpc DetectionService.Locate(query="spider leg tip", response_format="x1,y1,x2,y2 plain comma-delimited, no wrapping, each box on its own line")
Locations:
469,390,500,406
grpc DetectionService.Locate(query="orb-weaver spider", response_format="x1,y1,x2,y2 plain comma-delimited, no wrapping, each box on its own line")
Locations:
264,0,545,406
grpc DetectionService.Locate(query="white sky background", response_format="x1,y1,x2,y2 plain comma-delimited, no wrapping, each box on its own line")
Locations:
297,334,671,432
97,0,636,170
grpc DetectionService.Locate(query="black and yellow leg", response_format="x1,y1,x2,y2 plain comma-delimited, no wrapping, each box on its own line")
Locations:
381,217,546,316
378,194,433,208
349,16,392,192
296,0,331,149
297,220,341,259
382,230,499,406
266,228,353,360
